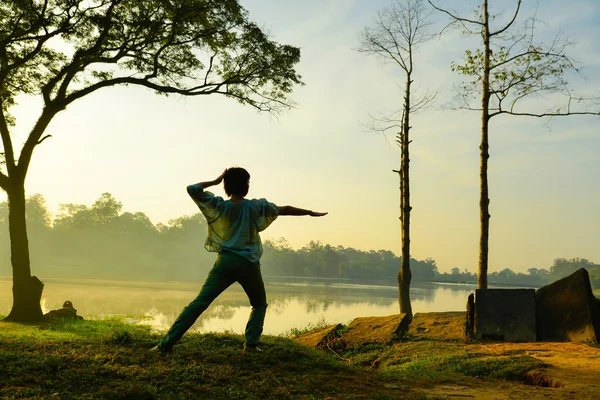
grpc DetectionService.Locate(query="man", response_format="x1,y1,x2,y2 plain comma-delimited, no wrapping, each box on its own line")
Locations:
151,167,327,353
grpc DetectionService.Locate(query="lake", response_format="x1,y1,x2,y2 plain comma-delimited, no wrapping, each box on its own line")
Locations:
0,276,476,335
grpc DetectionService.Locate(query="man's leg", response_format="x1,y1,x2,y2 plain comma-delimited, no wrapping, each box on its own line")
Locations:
237,262,268,347
159,256,235,350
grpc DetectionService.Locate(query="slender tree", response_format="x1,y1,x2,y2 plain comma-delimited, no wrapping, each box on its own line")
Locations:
0,0,302,322
359,0,435,320
429,0,600,288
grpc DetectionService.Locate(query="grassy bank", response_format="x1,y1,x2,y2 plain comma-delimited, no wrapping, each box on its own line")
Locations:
0,317,546,399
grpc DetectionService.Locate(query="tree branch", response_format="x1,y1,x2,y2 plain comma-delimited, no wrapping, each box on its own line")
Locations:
0,104,15,172
61,75,285,112
427,1,483,26
490,50,567,70
37,135,52,145
7,0,303,176
359,30,408,71
17,107,56,176
0,0,80,85
0,170,8,190
53,1,120,102
497,110,600,118
489,0,521,38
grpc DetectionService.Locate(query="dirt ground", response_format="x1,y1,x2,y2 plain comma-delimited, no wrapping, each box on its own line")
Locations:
409,313,600,399
420,342,600,399
296,312,600,398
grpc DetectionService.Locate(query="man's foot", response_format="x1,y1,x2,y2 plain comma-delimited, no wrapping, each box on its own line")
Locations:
149,345,171,354
243,345,263,354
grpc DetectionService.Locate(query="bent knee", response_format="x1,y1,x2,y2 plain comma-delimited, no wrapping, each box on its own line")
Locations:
251,302,268,310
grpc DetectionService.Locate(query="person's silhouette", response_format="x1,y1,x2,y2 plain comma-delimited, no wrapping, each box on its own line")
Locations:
151,167,327,353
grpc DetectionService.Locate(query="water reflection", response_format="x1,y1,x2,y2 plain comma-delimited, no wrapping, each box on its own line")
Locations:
0,277,475,335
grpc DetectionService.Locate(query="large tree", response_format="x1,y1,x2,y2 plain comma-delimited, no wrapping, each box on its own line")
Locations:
359,0,435,320
429,0,600,288
0,0,302,321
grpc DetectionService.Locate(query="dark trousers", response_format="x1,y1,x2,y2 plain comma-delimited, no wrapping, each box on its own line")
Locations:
159,251,268,350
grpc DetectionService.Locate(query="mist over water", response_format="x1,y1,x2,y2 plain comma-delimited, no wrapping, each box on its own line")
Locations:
0,277,474,335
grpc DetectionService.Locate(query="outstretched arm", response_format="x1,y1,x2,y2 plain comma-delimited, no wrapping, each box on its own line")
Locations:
278,206,327,217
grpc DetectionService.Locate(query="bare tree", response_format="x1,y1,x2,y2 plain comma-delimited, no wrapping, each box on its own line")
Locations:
0,0,302,322
359,0,436,320
429,0,600,289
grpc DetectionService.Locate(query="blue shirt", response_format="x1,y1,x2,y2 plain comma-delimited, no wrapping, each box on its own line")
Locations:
187,184,280,263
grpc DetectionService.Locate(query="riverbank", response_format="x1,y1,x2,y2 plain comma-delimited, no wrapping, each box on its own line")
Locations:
2,317,598,399
0,277,476,336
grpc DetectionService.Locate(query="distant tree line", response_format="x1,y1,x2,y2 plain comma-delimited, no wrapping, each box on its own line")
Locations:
260,238,439,282
1,194,598,289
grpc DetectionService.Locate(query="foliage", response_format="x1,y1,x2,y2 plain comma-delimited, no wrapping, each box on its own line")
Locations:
0,193,574,289
442,0,595,117
451,42,578,116
0,192,440,282
0,0,303,122
550,258,600,283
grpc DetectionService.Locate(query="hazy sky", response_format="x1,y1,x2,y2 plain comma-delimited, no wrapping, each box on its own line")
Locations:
2,0,599,274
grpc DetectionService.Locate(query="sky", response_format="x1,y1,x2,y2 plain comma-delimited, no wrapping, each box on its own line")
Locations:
2,0,600,274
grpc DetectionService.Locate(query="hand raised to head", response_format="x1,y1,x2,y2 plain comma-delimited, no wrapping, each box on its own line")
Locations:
216,169,228,184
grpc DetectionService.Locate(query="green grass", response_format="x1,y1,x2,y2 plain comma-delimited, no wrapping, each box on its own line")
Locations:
0,318,549,399
0,318,422,399
334,336,547,387
283,317,337,337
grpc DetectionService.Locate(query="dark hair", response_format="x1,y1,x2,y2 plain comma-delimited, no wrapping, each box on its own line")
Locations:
224,167,250,197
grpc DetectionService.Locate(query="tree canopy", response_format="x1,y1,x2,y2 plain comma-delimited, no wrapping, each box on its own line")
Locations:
0,0,304,321
0,0,302,115
1,0,303,183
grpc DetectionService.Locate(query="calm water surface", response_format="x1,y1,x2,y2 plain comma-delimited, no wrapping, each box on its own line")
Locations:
0,276,475,335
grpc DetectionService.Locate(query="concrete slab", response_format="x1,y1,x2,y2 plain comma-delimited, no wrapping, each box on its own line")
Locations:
536,268,600,342
474,289,537,342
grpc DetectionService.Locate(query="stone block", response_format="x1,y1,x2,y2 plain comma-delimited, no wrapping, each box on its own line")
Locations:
409,311,467,341
536,268,600,342
293,324,344,349
474,289,536,342
341,314,409,347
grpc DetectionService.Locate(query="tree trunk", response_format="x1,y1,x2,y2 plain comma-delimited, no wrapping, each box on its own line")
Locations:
4,178,44,322
398,76,413,320
478,0,491,289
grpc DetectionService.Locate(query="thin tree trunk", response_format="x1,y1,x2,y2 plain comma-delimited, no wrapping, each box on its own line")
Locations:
398,76,413,320
4,178,44,322
478,0,491,289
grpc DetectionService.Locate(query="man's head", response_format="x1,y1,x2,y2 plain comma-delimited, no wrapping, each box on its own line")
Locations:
224,167,250,197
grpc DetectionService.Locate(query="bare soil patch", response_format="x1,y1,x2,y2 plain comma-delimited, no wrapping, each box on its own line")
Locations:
411,312,600,399
420,342,600,399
